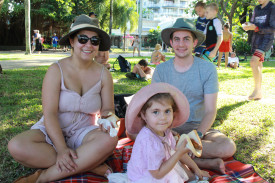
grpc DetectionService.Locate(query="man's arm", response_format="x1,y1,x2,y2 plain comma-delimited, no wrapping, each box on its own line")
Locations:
197,93,218,136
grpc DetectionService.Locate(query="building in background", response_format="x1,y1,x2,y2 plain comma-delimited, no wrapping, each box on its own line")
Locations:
111,0,195,50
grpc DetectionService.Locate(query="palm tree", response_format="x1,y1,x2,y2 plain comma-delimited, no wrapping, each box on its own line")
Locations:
113,0,138,51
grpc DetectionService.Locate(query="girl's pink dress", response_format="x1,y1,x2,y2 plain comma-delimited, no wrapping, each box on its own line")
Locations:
127,126,188,183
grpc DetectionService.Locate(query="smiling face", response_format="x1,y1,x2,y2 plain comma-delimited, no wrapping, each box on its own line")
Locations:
170,30,198,59
141,99,174,137
70,30,99,61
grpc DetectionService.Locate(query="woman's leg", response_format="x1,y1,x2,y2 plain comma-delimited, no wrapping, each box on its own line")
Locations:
8,129,57,168
133,47,135,57
224,52,229,68
217,52,224,67
37,129,118,182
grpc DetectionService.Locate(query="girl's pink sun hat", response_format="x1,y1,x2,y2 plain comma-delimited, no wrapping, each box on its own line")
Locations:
125,83,190,136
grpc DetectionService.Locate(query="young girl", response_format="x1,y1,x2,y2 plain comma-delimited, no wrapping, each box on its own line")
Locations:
217,23,233,68
125,83,210,182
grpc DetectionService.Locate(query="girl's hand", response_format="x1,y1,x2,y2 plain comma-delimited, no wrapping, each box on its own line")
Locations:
176,139,189,155
194,169,211,180
56,147,78,172
99,123,110,134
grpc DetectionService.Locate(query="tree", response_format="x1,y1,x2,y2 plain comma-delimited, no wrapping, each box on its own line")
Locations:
146,26,162,47
25,0,31,54
0,0,4,12
112,0,138,51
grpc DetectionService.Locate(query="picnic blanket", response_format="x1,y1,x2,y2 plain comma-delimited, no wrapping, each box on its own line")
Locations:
51,137,268,183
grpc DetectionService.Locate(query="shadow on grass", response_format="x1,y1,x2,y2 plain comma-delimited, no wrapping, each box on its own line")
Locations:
213,101,250,127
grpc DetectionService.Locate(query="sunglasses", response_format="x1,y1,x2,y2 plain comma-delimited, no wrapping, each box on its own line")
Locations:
77,35,101,46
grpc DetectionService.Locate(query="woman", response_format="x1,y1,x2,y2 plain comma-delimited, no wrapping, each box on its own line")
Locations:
35,30,43,54
8,15,118,182
132,35,140,57
217,23,232,68
150,44,165,65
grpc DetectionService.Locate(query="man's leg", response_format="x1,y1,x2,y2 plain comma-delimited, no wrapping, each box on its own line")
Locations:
194,131,236,174
249,50,264,100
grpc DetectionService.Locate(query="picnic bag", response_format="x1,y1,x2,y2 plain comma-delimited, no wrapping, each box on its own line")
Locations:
116,55,131,72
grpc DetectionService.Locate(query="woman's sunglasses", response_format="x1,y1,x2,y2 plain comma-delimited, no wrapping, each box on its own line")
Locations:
77,35,101,46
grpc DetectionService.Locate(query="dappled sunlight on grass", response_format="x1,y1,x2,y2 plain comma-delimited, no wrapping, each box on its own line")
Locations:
0,57,274,182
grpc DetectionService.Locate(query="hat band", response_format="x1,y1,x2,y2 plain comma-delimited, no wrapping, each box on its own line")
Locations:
70,24,99,32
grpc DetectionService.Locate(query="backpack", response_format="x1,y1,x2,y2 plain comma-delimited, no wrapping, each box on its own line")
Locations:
114,55,131,72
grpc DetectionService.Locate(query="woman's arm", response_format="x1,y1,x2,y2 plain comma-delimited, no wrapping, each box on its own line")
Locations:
100,67,115,117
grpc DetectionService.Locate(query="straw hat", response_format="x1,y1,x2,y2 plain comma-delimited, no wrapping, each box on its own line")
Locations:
59,14,111,51
161,18,205,48
125,83,190,136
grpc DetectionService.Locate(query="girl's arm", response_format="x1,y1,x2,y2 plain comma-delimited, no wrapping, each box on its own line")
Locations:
43,63,78,172
149,140,189,179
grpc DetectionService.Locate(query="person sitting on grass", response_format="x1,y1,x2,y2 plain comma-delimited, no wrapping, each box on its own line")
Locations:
150,44,166,65
8,15,118,183
126,59,154,81
227,52,239,69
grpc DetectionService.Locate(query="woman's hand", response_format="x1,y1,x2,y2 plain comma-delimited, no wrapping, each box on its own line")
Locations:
194,169,211,180
56,147,78,172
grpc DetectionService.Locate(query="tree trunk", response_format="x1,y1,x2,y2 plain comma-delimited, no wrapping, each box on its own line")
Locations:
25,0,31,55
109,0,113,36
123,30,126,51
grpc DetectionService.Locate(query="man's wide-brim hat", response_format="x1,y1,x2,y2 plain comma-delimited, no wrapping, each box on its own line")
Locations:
59,14,111,51
161,18,205,48
125,83,190,136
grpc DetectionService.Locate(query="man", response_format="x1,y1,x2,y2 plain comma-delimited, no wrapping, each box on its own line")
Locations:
152,18,236,174
126,59,154,81
89,12,97,18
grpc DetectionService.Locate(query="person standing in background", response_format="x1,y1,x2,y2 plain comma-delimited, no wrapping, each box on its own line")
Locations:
217,23,233,68
242,0,274,100
132,35,140,57
204,3,223,59
52,33,59,51
194,1,209,57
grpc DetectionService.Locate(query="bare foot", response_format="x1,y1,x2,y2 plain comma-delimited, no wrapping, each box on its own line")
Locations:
89,163,112,177
194,158,226,174
248,91,262,100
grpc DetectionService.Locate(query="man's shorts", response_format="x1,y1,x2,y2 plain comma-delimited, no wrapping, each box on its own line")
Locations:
53,43,57,48
173,121,221,138
253,49,265,62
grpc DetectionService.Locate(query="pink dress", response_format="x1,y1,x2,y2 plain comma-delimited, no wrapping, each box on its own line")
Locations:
31,62,104,150
127,127,188,183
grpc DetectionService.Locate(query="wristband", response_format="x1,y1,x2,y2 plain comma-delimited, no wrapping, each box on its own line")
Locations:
255,26,259,32
197,131,203,139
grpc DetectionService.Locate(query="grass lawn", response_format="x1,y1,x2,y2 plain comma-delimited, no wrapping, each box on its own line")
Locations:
0,54,274,182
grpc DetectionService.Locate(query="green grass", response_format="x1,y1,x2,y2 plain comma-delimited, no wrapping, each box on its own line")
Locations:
0,54,274,182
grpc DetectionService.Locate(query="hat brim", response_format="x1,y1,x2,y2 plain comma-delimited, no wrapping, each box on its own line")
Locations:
59,26,111,51
161,28,205,48
125,83,190,136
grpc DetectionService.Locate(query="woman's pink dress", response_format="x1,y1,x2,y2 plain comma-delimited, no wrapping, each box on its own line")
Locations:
31,62,104,150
